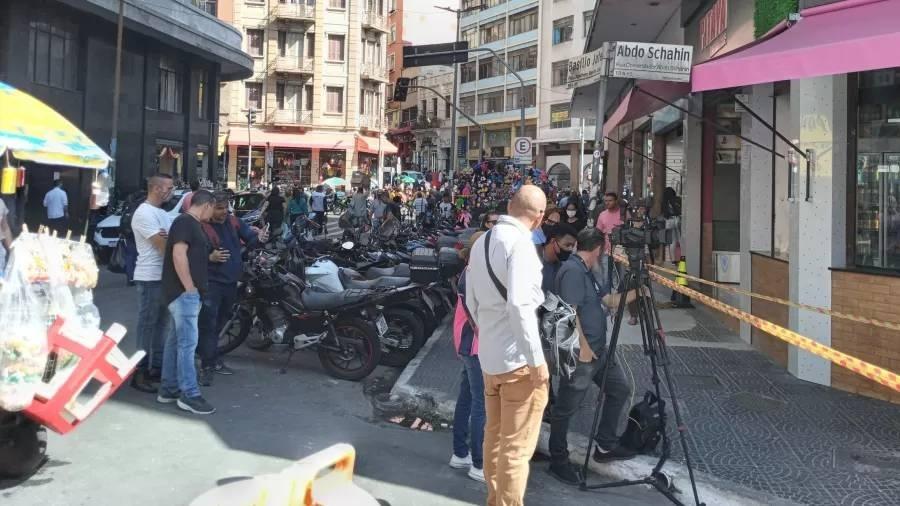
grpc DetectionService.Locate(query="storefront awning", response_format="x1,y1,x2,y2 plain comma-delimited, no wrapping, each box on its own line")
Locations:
603,80,691,137
692,0,900,92
226,130,356,150
356,135,398,155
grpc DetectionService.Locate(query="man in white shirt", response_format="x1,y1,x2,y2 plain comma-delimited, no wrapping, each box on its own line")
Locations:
130,173,175,392
43,180,68,236
310,185,327,236
465,184,549,506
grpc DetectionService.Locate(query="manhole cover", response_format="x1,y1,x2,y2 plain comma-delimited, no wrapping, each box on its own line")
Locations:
674,374,722,390
728,391,786,413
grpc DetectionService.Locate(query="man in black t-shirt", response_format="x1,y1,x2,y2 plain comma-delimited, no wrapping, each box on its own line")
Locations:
157,190,217,415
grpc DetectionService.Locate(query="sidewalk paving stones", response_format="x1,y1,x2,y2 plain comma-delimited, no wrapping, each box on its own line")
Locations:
393,302,900,505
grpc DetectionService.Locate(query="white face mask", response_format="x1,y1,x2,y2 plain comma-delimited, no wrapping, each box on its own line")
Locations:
566,210,577,218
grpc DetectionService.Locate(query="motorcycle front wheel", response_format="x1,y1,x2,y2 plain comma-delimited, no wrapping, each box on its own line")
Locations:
318,317,381,381
379,308,425,368
217,308,273,356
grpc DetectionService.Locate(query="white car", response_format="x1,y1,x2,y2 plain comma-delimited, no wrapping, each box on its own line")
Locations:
93,189,189,250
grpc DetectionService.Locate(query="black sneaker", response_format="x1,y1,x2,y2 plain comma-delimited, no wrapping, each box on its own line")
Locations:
177,396,216,415
156,388,180,404
198,367,215,387
214,361,235,375
592,444,637,463
130,370,157,394
548,462,583,486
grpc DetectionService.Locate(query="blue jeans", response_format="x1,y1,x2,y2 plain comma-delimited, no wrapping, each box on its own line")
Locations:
198,281,238,369
452,355,485,469
135,280,166,371
160,291,203,398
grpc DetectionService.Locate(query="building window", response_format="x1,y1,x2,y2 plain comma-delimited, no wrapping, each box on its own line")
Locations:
247,29,264,57
484,0,506,7
390,25,396,43
509,8,538,36
478,91,503,115
550,103,570,129
159,55,183,113
277,31,287,57
306,33,315,58
329,0,346,9
196,70,207,119
552,16,574,45
461,27,478,48
479,20,505,44
327,34,345,61
432,98,438,118
28,17,79,90
193,1,218,16
506,85,535,111
478,57,503,80
245,82,263,111
304,83,313,110
421,99,427,116
854,69,900,269
507,46,536,72
445,96,451,118
461,61,477,83
326,86,344,113
460,94,476,116
551,60,568,87
583,11,593,37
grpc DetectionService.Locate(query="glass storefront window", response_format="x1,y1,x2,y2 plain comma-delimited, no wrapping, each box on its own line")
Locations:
319,150,346,180
273,149,312,187
855,69,900,269
236,147,265,191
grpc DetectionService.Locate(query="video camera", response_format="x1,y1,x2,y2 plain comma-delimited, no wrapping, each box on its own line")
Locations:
609,198,672,252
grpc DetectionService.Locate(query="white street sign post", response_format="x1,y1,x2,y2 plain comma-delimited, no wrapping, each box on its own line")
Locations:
513,137,533,166
610,42,693,82
566,46,609,90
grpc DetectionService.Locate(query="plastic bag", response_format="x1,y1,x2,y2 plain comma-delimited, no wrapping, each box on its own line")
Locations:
0,235,50,411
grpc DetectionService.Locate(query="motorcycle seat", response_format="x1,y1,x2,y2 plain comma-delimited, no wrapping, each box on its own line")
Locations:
364,263,411,279
339,269,410,289
300,287,371,310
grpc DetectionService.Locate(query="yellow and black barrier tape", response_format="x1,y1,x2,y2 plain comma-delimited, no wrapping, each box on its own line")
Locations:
620,255,900,393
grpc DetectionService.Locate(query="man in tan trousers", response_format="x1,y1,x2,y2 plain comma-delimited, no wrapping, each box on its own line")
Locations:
465,185,550,506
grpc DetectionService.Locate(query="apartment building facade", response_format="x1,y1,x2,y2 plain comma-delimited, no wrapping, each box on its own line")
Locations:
456,0,538,168
220,0,395,190
534,0,597,191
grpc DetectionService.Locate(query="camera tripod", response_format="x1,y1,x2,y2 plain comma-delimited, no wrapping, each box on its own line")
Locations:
579,249,704,506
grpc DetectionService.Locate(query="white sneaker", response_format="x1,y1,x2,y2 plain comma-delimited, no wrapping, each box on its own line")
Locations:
467,465,485,483
449,453,472,469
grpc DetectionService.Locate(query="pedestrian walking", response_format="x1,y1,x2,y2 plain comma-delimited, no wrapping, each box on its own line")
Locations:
43,179,68,235
288,187,309,228
548,228,636,484
449,231,486,484
563,199,587,232
465,184,549,506
261,186,285,242
371,191,388,233
130,174,175,392
197,192,267,387
157,190,216,415
412,192,428,226
350,187,368,228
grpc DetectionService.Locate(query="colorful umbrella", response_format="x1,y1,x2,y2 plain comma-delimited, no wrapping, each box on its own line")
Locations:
0,81,111,169
323,177,348,187
398,175,416,184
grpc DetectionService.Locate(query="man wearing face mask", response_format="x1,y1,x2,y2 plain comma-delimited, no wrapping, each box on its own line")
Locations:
541,224,578,293
549,228,636,485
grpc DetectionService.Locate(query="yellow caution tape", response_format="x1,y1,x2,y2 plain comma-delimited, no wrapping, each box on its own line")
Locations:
637,257,900,333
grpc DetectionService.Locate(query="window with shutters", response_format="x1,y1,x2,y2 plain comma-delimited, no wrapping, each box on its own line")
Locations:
551,60,568,87
552,16,574,45
326,86,344,113
509,8,537,36
479,20,505,44
478,91,503,114
245,82,262,111
247,29,264,56
327,34,345,61
159,55,183,113
507,46,536,72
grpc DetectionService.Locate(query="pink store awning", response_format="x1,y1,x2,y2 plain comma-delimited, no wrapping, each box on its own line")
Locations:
603,80,691,137
692,0,900,92
227,130,356,150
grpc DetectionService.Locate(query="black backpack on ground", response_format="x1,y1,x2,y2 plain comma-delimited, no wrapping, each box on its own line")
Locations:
618,391,665,454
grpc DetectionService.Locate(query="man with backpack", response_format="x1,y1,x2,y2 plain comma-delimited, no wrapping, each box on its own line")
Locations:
549,228,635,485
197,192,267,386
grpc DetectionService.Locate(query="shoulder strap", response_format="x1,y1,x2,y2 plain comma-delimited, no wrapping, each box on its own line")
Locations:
483,229,507,301
201,222,221,249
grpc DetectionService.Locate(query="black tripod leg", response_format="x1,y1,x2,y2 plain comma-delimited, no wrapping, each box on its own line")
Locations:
579,269,634,487
644,280,704,506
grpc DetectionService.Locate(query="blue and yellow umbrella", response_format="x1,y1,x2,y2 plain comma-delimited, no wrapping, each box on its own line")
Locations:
0,81,111,170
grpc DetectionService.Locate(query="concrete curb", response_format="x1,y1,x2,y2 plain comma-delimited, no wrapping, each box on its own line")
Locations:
389,317,456,418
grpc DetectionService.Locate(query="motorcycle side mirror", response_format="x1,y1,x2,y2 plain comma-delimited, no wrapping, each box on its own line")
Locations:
342,241,355,250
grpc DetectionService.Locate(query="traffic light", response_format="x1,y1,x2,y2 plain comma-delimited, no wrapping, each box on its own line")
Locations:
245,109,257,125
393,78,411,102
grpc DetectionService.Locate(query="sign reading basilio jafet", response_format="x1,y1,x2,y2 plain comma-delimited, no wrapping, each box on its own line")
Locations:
610,42,693,82
566,46,608,89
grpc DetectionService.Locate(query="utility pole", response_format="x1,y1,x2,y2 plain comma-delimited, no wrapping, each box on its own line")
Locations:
243,109,257,190
436,3,484,190
109,0,125,203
